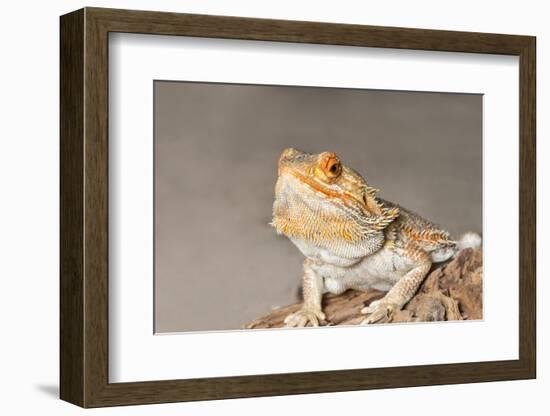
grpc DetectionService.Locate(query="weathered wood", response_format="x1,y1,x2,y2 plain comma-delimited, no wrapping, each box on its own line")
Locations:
245,248,482,329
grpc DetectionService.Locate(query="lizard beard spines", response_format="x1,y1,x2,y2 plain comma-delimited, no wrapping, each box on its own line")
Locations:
365,185,380,197
272,193,399,247
373,206,400,230
349,200,400,233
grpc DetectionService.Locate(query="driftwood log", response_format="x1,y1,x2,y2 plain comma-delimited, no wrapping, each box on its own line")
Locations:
244,247,482,329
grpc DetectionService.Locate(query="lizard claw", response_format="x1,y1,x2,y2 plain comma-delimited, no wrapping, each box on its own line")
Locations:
284,308,326,328
360,300,397,324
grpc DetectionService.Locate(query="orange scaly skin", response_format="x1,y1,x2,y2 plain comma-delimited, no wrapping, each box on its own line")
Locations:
271,148,473,326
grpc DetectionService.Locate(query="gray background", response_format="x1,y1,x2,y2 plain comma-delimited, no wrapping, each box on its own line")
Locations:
154,81,482,333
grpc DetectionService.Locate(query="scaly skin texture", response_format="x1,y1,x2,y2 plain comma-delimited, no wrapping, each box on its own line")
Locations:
272,148,460,326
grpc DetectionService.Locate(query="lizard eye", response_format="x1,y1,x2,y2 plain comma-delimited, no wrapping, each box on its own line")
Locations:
316,152,342,180
326,160,342,178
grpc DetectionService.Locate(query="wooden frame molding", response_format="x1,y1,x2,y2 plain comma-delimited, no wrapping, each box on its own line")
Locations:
60,7,536,408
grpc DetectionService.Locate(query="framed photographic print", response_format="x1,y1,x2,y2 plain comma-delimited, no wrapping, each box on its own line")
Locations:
60,7,536,408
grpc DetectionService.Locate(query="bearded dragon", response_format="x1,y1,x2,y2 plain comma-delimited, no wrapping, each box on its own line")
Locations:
271,148,480,327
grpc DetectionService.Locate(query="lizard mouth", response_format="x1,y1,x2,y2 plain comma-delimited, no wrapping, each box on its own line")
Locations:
285,168,383,217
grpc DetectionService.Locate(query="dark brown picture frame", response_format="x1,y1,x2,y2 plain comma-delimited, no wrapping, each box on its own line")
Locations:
60,7,536,408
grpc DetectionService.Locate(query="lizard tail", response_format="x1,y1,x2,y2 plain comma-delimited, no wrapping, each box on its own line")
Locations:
456,232,482,251
430,232,481,263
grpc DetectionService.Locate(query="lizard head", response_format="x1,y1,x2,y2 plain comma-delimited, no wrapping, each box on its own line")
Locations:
272,148,399,259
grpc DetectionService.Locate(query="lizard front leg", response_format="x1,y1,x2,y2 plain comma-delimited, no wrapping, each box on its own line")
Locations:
284,259,326,327
361,248,431,324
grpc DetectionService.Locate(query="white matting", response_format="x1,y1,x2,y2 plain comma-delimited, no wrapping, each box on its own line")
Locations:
108,33,519,382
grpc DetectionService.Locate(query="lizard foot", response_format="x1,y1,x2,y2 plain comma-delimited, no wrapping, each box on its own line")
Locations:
360,300,398,324
284,307,326,328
